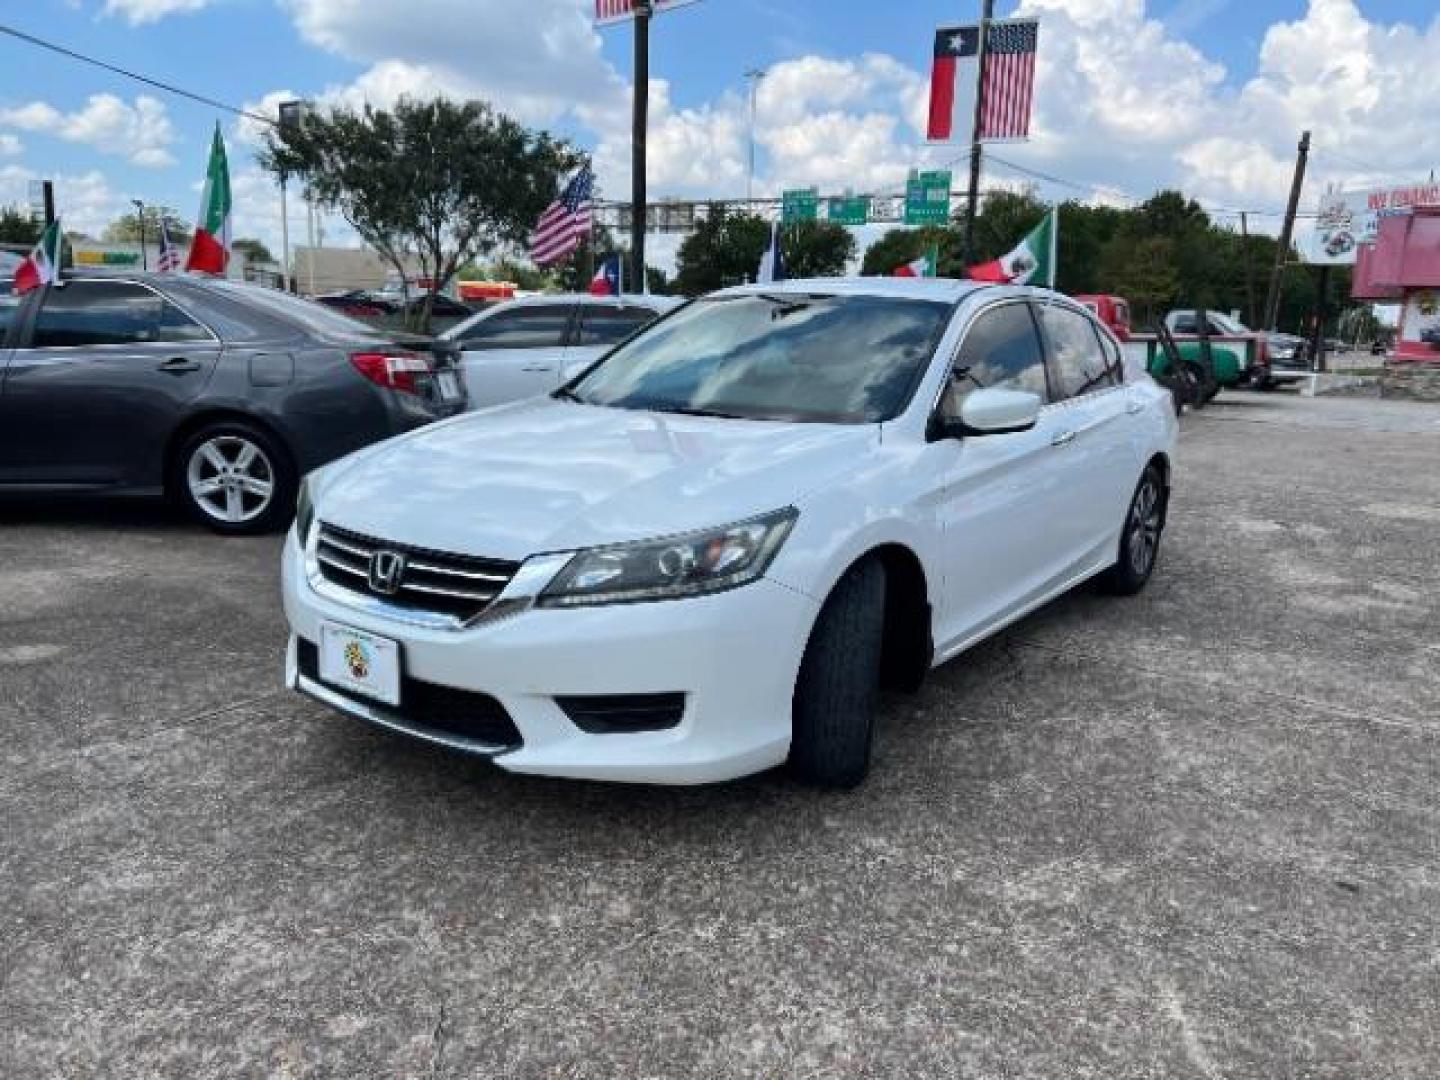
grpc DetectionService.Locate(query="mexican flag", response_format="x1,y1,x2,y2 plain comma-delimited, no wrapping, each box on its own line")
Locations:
893,245,938,279
967,208,1057,287
15,219,61,293
185,123,232,274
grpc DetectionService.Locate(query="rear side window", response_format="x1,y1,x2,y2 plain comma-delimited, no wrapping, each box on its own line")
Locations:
1172,313,1198,334
1038,303,1115,400
573,305,656,347
32,281,211,348
944,302,1048,415
459,305,571,349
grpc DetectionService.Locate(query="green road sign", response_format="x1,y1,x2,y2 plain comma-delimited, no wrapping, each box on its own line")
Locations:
905,170,952,226
827,196,870,226
781,187,820,223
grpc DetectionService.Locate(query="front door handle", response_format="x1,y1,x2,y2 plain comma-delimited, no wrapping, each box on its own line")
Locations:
1051,430,1077,447
520,365,556,373
158,356,201,374
1126,399,1144,415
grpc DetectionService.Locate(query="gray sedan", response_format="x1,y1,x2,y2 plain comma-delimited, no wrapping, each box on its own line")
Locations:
0,273,466,534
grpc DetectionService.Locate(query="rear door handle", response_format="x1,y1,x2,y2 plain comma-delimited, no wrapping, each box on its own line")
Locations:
1126,398,1144,415
520,365,556,373
158,357,201,374
1051,430,1077,447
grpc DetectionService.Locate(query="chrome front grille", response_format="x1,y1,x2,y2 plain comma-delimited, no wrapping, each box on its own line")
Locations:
314,523,521,623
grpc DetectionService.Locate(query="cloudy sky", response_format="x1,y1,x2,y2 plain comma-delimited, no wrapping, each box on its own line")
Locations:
1,0,1436,268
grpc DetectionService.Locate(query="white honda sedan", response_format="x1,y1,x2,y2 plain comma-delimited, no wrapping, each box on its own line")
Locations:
283,279,1177,788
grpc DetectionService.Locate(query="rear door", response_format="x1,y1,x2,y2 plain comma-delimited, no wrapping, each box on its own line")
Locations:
1034,300,1134,570
563,303,661,381
454,303,575,408
0,279,221,488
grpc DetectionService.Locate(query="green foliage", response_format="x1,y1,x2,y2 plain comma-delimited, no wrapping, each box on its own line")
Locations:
674,209,854,296
0,205,41,245
102,206,191,246
232,237,274,265
860,226,956,277
259,96,583,330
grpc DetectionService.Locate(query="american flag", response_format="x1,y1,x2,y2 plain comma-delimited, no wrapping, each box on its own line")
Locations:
979,19,1038,141
595,0,700,26
156,218,182,272
529,167,595,267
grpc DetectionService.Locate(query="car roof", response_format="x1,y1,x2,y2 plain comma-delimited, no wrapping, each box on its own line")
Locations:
710,277,1078,308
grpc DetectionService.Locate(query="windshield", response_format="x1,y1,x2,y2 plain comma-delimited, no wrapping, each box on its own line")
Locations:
565,293,951,423
1210,312,1249,335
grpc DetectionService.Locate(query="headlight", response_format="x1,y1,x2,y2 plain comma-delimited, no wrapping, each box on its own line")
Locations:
538,508,798,608
295,476,315,544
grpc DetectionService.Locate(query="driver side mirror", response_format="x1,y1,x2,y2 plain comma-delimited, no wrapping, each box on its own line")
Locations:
931,387,1043,440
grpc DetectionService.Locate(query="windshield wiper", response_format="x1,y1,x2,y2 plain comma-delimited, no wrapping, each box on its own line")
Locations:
552,386,587,403
648,404,748,420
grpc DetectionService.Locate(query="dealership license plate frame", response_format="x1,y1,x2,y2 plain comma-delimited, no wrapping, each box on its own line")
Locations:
318,621,402,706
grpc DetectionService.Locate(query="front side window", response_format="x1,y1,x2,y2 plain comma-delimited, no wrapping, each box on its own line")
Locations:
574,305,656,347
32,281,210,348
941,302,1048,417
1038,303,1115,400
460,305,571,350
569,293,951,423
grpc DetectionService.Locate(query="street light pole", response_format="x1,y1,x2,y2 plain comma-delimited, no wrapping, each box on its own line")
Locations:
131,199,148,271
630,0,652,292
744,68,766,204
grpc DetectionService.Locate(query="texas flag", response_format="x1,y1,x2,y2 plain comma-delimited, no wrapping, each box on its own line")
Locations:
926,26,981,142
589,254,623,296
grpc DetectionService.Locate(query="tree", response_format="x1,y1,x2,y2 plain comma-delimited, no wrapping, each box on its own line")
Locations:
860,225,957,277
259,96,583,331
0,205,40,245
103,206,191,246
674,210,855,296
232,238,274,265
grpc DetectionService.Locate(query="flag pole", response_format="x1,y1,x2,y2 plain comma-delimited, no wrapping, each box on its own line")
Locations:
1048,205,1057,291
630,1,652,293
961,0,993,265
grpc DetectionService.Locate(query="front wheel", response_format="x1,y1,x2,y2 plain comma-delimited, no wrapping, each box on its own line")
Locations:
1099,466,1166,595
789,560,886,789
173,421,296,535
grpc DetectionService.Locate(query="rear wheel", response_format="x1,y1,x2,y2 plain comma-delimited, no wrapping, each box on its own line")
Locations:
173,421,296,535
789,560,886,789
1099,465,1165,595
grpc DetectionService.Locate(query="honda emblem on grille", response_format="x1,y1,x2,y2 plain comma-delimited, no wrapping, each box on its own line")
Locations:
369,550,407,595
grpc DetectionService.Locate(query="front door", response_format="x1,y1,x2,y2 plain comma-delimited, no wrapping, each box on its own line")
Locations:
930,300,1077,651
455,303,575,408
0,279,220,488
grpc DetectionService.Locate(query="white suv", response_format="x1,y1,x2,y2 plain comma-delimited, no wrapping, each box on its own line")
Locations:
283,279,1177,788
442,294,682,409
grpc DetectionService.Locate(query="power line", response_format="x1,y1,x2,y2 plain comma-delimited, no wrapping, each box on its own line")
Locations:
0,22,274,126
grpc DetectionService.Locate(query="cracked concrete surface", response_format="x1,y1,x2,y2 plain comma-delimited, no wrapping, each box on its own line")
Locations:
2,391,1438,1077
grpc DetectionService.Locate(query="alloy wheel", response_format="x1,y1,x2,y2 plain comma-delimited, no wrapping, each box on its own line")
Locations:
186,435,276,525
1128,477,1162,577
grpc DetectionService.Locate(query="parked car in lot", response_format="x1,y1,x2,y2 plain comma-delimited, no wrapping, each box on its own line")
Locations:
0,273,466,534
314,290,476,333
284,279,1178,788
1164,309,1310,389
442,293,682,409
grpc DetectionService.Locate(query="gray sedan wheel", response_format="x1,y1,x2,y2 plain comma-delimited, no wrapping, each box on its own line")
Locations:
175,422,295,535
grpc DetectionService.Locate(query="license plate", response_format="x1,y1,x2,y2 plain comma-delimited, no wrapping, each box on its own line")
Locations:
319,622,401,706
437,372,461,400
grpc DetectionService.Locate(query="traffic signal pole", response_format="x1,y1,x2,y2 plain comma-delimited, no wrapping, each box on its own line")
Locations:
961,0,995,265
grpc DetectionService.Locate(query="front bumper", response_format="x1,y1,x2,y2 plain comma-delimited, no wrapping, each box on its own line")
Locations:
281,530,819,784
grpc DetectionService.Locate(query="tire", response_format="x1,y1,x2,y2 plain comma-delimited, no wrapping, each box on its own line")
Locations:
1099,465,1166,596
789,560,887,789
172,420,297,536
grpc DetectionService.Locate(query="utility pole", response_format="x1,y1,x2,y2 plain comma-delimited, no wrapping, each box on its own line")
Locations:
132,198,148,271
630,1,652,292
744,68,766,204
42,180,55,226
279,173,291,292
1263,129,1310,333
962,0,995,264
1239,211,1257,327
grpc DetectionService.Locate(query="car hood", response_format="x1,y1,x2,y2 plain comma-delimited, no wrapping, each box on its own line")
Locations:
315,398,878,559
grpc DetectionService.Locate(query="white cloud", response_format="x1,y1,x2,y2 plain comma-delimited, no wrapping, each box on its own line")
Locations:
0,94,177,168
0,134,21,156
102,0,214,24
